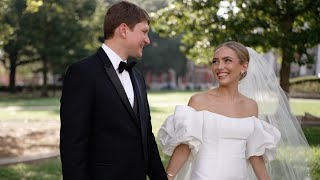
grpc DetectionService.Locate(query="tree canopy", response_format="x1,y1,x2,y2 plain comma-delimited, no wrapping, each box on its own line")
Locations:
0,0,98,95
0,0,188,95
136,31,188,77
151,0,320,92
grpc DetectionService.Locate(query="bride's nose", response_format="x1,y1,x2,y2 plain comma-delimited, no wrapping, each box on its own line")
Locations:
217,61,225,70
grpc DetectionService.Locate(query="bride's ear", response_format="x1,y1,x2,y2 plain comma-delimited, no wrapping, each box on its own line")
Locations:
240,62,248,80
242,62,249,72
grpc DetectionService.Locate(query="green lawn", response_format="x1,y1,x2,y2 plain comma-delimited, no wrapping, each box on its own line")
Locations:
0,91,319,179
290,98,320,116
0,91,319,121
0,92,60,107
0,159,62,180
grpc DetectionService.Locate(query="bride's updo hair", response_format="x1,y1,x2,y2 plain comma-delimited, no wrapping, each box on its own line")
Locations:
215,41,249,80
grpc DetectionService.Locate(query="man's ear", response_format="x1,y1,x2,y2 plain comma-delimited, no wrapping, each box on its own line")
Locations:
118,23,128,38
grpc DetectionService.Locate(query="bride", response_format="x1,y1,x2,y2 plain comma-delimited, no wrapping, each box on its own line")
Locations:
158,41,311,180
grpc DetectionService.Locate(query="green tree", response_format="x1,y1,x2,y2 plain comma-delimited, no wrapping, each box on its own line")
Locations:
0,0,40,93
106,0,169,13
137,31,188,78
106,0,188,80
0,0,11,49
0,0,100,95
22,0,98,96
151,0,320,92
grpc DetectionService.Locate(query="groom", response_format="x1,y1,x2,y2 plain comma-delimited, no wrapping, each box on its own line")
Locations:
60,1,167,179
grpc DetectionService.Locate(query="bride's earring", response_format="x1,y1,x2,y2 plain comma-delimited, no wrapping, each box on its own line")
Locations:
240,71,246,80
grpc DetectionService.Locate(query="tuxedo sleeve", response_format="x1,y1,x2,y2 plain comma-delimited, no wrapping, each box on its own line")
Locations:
142,79,167,180
60,63,94,180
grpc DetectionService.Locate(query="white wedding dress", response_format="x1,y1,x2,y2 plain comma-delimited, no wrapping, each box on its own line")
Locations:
158,105,281,180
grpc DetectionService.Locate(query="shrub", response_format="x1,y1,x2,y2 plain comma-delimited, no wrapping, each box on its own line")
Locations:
310,147,320,179
290,76,320,93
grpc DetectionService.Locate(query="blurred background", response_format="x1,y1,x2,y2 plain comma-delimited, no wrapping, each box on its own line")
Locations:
0,0,319,179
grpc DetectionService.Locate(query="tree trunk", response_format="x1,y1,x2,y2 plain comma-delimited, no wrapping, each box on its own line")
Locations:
279,48,291,93
41,57,49,97
279,13,294,94
9,53,18,94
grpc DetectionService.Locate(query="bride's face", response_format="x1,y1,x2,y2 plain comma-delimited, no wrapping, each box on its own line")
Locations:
211,46,247,86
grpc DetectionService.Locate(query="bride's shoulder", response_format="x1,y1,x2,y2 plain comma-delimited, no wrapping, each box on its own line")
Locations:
187,91,208,110
240,95,258,117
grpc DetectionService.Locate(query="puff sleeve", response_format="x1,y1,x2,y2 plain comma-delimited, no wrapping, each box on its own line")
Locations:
158,105,204,156
246,117,281,162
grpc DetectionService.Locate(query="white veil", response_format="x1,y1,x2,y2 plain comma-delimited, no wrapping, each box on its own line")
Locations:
239,47,312,180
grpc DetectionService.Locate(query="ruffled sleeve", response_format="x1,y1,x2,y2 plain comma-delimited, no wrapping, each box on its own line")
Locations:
246,117,281,162
157,105,204,156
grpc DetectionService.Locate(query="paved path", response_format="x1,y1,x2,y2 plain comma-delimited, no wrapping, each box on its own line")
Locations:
0,106,59,111
0,119,60,166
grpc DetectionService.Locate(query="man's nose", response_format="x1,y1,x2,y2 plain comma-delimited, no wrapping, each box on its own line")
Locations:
145,36,150,45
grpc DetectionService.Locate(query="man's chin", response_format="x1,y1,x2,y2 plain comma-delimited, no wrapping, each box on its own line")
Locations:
128,55,142,60
131,53,143,59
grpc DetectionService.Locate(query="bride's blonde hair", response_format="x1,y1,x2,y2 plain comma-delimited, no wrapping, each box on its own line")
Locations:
215,41,249,80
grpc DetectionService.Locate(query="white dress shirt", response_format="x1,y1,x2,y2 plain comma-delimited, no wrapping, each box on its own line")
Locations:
101,43,135,107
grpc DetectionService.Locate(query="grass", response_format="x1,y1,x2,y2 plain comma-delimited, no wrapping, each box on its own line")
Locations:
0,110,60,121
0,91,319,121
0,159,62,180
0,91,319,179
290,98,320,117
0,92,60,107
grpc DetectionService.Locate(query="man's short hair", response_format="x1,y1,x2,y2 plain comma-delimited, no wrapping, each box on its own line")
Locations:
104,1,150,40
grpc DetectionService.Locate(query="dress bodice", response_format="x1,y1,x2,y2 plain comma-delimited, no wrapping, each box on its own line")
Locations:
158,105,281,180
199,112,253,158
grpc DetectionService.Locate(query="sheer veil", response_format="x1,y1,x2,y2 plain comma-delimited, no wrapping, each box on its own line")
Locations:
239,47,312,180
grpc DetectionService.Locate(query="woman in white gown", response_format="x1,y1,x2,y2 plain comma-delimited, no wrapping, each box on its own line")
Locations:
158,41,311,180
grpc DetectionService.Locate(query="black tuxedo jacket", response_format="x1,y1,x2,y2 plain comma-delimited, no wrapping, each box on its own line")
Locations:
60,47,167,180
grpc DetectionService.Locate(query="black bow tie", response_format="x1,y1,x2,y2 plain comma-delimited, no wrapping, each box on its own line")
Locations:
118,61,137,73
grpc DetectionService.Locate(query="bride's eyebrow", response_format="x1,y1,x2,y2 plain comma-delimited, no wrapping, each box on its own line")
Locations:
212,56,233,61
222,56,233,59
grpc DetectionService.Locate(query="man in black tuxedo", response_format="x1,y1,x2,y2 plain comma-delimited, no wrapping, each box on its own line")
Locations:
60,1,167,179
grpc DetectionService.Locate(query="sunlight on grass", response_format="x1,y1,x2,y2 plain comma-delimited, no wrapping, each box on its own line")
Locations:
290,98,320,117
0,97,60,107
0,91,319,178
0,110,60,121
0,91,318,122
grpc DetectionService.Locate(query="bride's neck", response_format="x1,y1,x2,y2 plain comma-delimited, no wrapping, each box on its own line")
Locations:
215,86,240,102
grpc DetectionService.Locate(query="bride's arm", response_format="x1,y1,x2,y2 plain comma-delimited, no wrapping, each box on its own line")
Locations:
250,156,270,180
247,100,270,180
165,95,201,179
166,144,191,180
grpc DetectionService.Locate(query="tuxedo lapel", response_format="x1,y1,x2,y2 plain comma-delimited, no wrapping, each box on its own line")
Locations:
130,69,148,158
130,69,147,130
96,48,138,125
104,67,137,119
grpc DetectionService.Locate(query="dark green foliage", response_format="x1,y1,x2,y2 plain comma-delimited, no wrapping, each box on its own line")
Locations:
151,0,320,92
136,31,188,77
310,147,320,180
0,0,98,96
